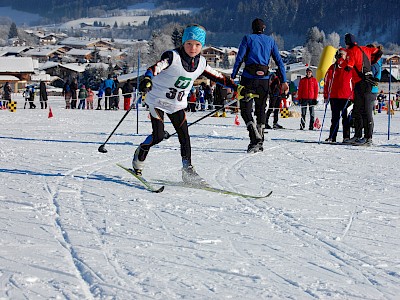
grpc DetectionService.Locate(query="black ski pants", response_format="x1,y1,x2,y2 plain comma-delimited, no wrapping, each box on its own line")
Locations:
139,108,191,164
266,95,281,125
353,81,375,139
329,98,350,141
239,77,269,126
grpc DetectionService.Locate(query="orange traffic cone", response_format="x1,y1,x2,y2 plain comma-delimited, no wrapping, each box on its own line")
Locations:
234,114,240,125
48,106,53,118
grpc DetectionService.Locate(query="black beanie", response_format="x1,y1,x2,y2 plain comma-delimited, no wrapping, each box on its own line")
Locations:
252,18,266,34
345,33,357,46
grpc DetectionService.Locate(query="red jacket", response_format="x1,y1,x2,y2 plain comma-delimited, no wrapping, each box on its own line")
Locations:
345,45,380,84
297,76,318,100
324,58,353,100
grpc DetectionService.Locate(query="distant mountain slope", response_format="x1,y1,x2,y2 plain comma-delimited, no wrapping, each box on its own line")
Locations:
0,0,398,47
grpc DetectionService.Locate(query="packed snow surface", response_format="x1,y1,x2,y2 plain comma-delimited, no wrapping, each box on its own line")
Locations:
0,94,399,299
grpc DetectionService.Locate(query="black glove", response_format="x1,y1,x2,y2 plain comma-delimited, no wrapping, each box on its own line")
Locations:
139,77,152,93
344,66,352,72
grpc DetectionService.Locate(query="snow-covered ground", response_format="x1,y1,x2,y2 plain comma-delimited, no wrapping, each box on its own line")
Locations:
0,94,399,299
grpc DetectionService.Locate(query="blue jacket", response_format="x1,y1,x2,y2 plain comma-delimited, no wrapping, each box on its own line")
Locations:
231,34,287,82
101,78,116,91
371,58,382,94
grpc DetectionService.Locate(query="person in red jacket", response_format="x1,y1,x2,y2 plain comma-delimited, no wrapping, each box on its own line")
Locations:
342,33,382,145
324,48,353,142
297,68,319,130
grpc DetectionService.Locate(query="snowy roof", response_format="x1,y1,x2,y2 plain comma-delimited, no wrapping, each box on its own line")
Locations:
382,66,399,80
219,46,238,54
30,73,51,82
85,62,109,70
0,46,31,55
59,63,87,73
98,49,127,58
0,57,35,73
117,69,147,82
39,61,60,70
23,46,65,57
66,49,94,56
286,63,310,72
0,75,20,81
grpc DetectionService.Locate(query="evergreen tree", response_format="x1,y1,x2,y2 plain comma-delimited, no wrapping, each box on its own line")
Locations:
113,21,118,29
171,27,182,48
305,27,325,66
8,22,18,39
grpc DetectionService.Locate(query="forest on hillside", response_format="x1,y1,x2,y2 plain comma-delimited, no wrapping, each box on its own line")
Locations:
0,0,399,47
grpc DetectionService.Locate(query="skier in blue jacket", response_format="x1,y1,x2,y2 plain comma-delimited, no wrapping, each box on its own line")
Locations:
231,18,288,153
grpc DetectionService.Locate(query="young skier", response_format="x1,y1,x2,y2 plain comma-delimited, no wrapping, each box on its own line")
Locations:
132,24,243,185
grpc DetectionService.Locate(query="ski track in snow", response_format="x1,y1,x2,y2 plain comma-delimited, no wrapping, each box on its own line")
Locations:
0,95,399,299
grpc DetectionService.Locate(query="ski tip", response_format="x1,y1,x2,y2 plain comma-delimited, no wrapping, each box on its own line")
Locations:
155,186,165,193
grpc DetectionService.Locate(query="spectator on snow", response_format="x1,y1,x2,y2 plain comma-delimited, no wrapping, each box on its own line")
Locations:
122,79,134,110
3,82,12,108
29,85,36,109
188,87,197,112
78,85,88,109
100,74,116,110
342,33,382,146
110,76,120,110
266,72,284,129
205,83,213,110
39,81,48,109
23,86,32,109
231,18,288,153
62,79,72,109
96,88,104,110
369,44,383,114
86,87,94,109
377,90,386,113
324,48,353,143
70,78,78,109
298,68,318,130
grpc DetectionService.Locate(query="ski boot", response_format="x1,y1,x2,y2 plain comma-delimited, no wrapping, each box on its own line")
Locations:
182,162,207,187
132,146,147,175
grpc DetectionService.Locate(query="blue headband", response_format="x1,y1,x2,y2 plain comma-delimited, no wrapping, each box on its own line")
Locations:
182,26,206,47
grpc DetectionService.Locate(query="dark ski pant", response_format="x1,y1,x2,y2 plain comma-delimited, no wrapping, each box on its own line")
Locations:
40,100,48,109
329,98,350,141
300,99,315,129
266,95,281,125
352,81,375,139
239,77,269,145
137,108,191,165
104,88,112,110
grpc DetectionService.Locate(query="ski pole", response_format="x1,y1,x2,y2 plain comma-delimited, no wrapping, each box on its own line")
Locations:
136,49,140,135
98,94,142,153
388,60,392,140
164,92,259,139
